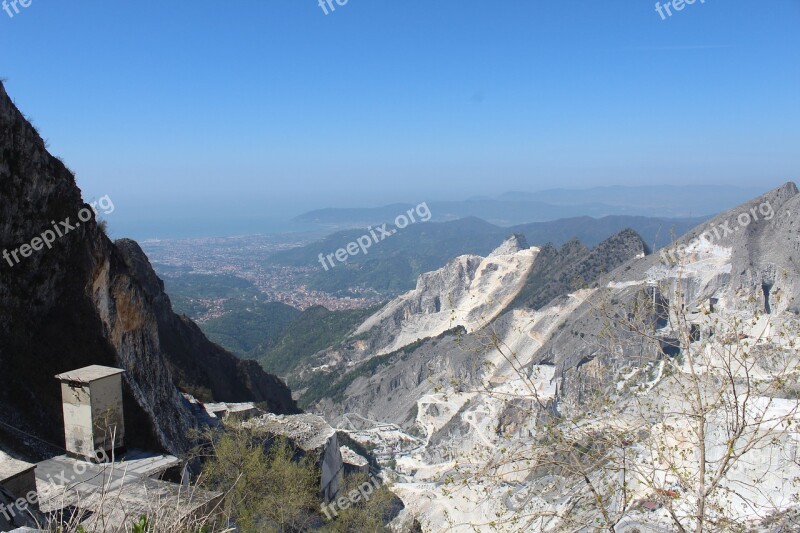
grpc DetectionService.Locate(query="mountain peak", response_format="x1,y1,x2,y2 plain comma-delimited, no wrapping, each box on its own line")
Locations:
488,233,530,257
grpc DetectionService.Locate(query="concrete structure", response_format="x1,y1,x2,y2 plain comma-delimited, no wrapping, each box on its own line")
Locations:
203,401,261,421
0,450,42,531
181,393,221,427
0,451,37,499
244,413,344,502
16,368,223,531
35,453,221,530
55,365,126,460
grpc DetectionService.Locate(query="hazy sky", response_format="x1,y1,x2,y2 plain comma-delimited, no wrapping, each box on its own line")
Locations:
1,1,798,237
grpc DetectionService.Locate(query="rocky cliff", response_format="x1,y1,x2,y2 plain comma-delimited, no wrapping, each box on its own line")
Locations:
352,234,538,356
306,229,646,427
534,182,800,401
0,82,297,459
322,183,800,531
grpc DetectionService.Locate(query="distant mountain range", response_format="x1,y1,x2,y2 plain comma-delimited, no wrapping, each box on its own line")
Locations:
497,184,763,210
293,185,762,227
270,214,708,296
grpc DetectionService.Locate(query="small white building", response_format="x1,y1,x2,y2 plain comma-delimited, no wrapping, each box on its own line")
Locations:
55,365,126,460
0,450,37,498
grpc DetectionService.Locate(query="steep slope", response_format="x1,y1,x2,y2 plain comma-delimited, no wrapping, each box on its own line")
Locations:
339,183,800,531
0,83,296,459
534,182,800,388
507,228,647,310
296,185,799,530
307,230,645,426
254,304,377,379
353,235,537,355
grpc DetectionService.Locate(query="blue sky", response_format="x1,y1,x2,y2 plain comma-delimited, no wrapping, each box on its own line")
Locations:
1,1,799,237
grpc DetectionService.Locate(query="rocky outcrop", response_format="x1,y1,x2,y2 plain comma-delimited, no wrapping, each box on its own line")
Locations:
116,239,298,413
326,184,800,531
353,235,539,355
0,82,296,459
533,182,800,402
244,413,344,502
487,233,528,257
508,227,647,311
312,229,646,428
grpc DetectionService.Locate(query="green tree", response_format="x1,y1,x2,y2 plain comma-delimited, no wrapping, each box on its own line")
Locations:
200,428,319,532
321,473,396,533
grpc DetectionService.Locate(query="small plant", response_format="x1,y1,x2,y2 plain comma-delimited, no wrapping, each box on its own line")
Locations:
131,516,151,533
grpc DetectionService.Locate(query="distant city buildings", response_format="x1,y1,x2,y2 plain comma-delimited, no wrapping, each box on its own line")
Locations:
141,235,381,319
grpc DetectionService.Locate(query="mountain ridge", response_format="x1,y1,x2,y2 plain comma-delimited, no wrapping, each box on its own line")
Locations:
269,214,706,298
294,185,762,226
311,182,800,530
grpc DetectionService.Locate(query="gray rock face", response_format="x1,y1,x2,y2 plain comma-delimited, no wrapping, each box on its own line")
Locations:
352,236,539,356
318,184,800,530
312,229,647,429
535,182,800,402
318,183,798,437
487,233,529,257
244,413,344,502
116,239,299,413
316,328,484,429
508,228,647,311
0,82,296,459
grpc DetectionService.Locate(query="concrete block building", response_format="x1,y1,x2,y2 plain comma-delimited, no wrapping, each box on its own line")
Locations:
55,365,126,460
0,450,36,499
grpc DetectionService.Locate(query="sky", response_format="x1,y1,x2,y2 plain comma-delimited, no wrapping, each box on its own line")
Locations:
1,1,799,238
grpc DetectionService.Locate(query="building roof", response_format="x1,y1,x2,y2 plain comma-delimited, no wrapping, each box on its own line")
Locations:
0,450,36,482
35,455,221,530
54,365,125,384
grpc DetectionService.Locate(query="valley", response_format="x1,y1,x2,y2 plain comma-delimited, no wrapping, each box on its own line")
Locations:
155,183,800,531
2,4,797,530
